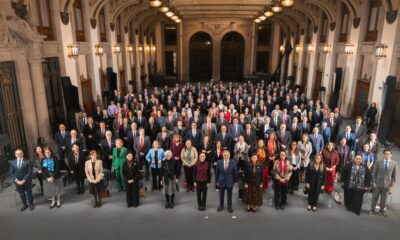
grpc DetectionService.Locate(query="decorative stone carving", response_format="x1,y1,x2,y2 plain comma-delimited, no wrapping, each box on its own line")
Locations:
60,11,70,25
329,22,336,31
90,18,97,29
353,17,361,28
200,22,235,35
386,10,398,24
110,23,115,32
11,2,28,21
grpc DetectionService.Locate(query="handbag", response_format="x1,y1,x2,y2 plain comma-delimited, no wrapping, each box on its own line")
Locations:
139,188,146,197
100,189,110,198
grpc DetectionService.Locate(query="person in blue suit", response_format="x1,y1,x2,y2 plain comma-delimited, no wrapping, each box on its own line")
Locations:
216,150,237,213
186,122,202,149
309,127,324,157
319,121,331,148
146,141,166,191
54,123,69,170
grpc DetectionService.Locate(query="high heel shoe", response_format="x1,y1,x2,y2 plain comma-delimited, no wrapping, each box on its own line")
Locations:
50,203,56,209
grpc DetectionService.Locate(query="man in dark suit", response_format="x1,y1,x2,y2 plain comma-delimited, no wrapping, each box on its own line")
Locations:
83,117,99,151
289,117,301,142
100,130,115,170
243,123,257,147
270,111,281,131
216,150,237,213
146,117,160,143
325,112,339,142
127,122,139,152
54,123,69,171
156,126,172,150
134,128,151,180
216,112,228,132
201,117,217,143
319,121,331,147
299,116,311,136
352,117,367,151
217,125,233,153
118,117,131,145
276,124,292,149
96,121,108,144
9,149,34,211
65,129,83,163
189,110,203,129
134,110,147,129
68,143,87,194
229,118,244,143
186,122,202,148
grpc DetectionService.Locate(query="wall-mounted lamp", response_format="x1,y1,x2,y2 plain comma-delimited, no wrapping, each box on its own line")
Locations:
323,45,331,53
145,46,151,52
67,44,79,59
264,10,274,17
175,18,182,23
137,46,143,52
307,45,315,53
113,45,121,54
126,45,134,53
159,6,169,13
259,15,267,21
254,18,261,23
295,45,302,53
151,46,156,52
344,44,354,56
271,3,283,13
280,45,285,53
375,43,388,59
94,44,104,56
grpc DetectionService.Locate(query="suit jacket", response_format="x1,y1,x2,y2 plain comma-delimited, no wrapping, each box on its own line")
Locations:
216,132,233,151
276,130,292,147
309,133,324,155
85,160,103,183
156,132,172,150
289,123,301,142
68,151,87,178
216,118,228,132
299,122,311,135
83,124,99,150
100,138,115,162
234,142,250,162
134,117,147,129
119,124,131,141
372,159,397,189
270,117,281,131
186,129,202,148
216,159,237,188
337,131,356,151
146,148,166,169
243,129,257,146
173,127,186,141
352,124,367,140
127,129,139,150
165,117,177,131
319,126,331,145
201,123,217,141
122,160,141,184
9,158,33,183
279,114,292,127
55,131,69,152
133,136,151,159
112,147,127,170
146,123,160,142
41,157,60,179
229,124,244,139
96,128,108,143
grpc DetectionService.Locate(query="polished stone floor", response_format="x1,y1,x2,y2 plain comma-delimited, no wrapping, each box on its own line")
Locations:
0,148,399,240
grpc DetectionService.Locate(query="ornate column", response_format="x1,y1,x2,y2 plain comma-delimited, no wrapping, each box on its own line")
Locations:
28,40,52,141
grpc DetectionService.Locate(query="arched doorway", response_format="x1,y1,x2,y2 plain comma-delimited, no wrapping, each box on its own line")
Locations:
189,32,213,81
220,31,245,82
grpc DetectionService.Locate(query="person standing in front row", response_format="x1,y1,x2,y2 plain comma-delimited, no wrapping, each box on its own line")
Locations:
243,154,264,212
9,149,34,211
122,151,141,208
216,150,237,213
305,154,326,212
146,141,165,191
162,150,177,209
194,153,211,211
112,139,127,192
273,150,292,210
369,149,397,217
85,151,104,208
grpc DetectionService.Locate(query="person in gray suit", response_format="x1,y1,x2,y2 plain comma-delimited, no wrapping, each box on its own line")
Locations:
201,117,217,143
133,128,151,180
9,149,34,211
369,149,397,217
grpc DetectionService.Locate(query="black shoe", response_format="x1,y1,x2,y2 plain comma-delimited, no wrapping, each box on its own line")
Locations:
94,202,98,208
29,205,35,211
198,206,202,211
275,205,279,210
170,195,175,207
57,204,61,208
280,205,284,210
20,205,28,212
246,208,251,212
228,208,234,213
251,208,256,212
50,203,56,209
98,202,102,208
217,206,223,212
201,206,206,211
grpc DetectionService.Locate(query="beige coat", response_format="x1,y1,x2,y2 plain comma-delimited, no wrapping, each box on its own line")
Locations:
85,160,104,183
181,147,198,167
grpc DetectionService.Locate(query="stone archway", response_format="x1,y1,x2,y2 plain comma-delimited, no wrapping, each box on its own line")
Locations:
220,31,245,82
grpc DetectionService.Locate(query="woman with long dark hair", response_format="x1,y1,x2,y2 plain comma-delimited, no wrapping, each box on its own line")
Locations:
33,146,44,195
305,154,326,211
42,147,65,208
243,154,264,212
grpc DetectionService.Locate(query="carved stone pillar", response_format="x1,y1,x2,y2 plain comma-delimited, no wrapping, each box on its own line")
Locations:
28,41,52,142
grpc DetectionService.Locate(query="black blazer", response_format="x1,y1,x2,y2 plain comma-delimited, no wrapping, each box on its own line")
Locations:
100,139,115,162
68,151,87,176
9,158,33,182
122,160,141,184
243,163,264,186
41,157,61,179
341,163,371,190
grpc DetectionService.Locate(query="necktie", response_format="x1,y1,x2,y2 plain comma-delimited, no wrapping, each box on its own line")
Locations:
314,134,318,144
224,161,228,171
18,159,22,169
108,140,111,149
281,131,285,145
385,160,389,172
61,132,65,139
346,133,350,140
330,118,334,126
283,115,286,124
140,137,144,149
208,123,211,132
235,125,238,136
75,155,78,164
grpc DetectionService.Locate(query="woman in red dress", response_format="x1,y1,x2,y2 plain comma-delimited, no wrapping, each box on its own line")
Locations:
321,142,339,194
266,132,280,176
251,139,269,189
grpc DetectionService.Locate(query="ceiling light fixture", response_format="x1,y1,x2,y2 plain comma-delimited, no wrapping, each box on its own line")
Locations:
272,3,283,13
281,0,295,7
259,15,267,21
264,10,274,17
159,6,169,13
254,19,261,23
166,11,175,17
149,0,162,8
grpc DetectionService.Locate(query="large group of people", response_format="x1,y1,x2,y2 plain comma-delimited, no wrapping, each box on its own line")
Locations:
9,81,396,217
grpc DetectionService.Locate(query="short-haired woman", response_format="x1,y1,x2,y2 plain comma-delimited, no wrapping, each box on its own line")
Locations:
162,150,177,208
181,139,198,192
122,151,141,208
146,140,166,191
85,150,104,208
273,150,292,210
194,153,211,211
112,139,127,192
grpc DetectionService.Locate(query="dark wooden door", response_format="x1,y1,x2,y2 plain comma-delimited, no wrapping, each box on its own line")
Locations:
119,69,126,95
220,32,245,82
313,70,323,100
389,89,400,145
190,32,213,82
81,76,94,114
256,51,268,72
353,80,370,117
0,62,26,156
43,58,65,134
301,67,308,93
165,51,175,76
